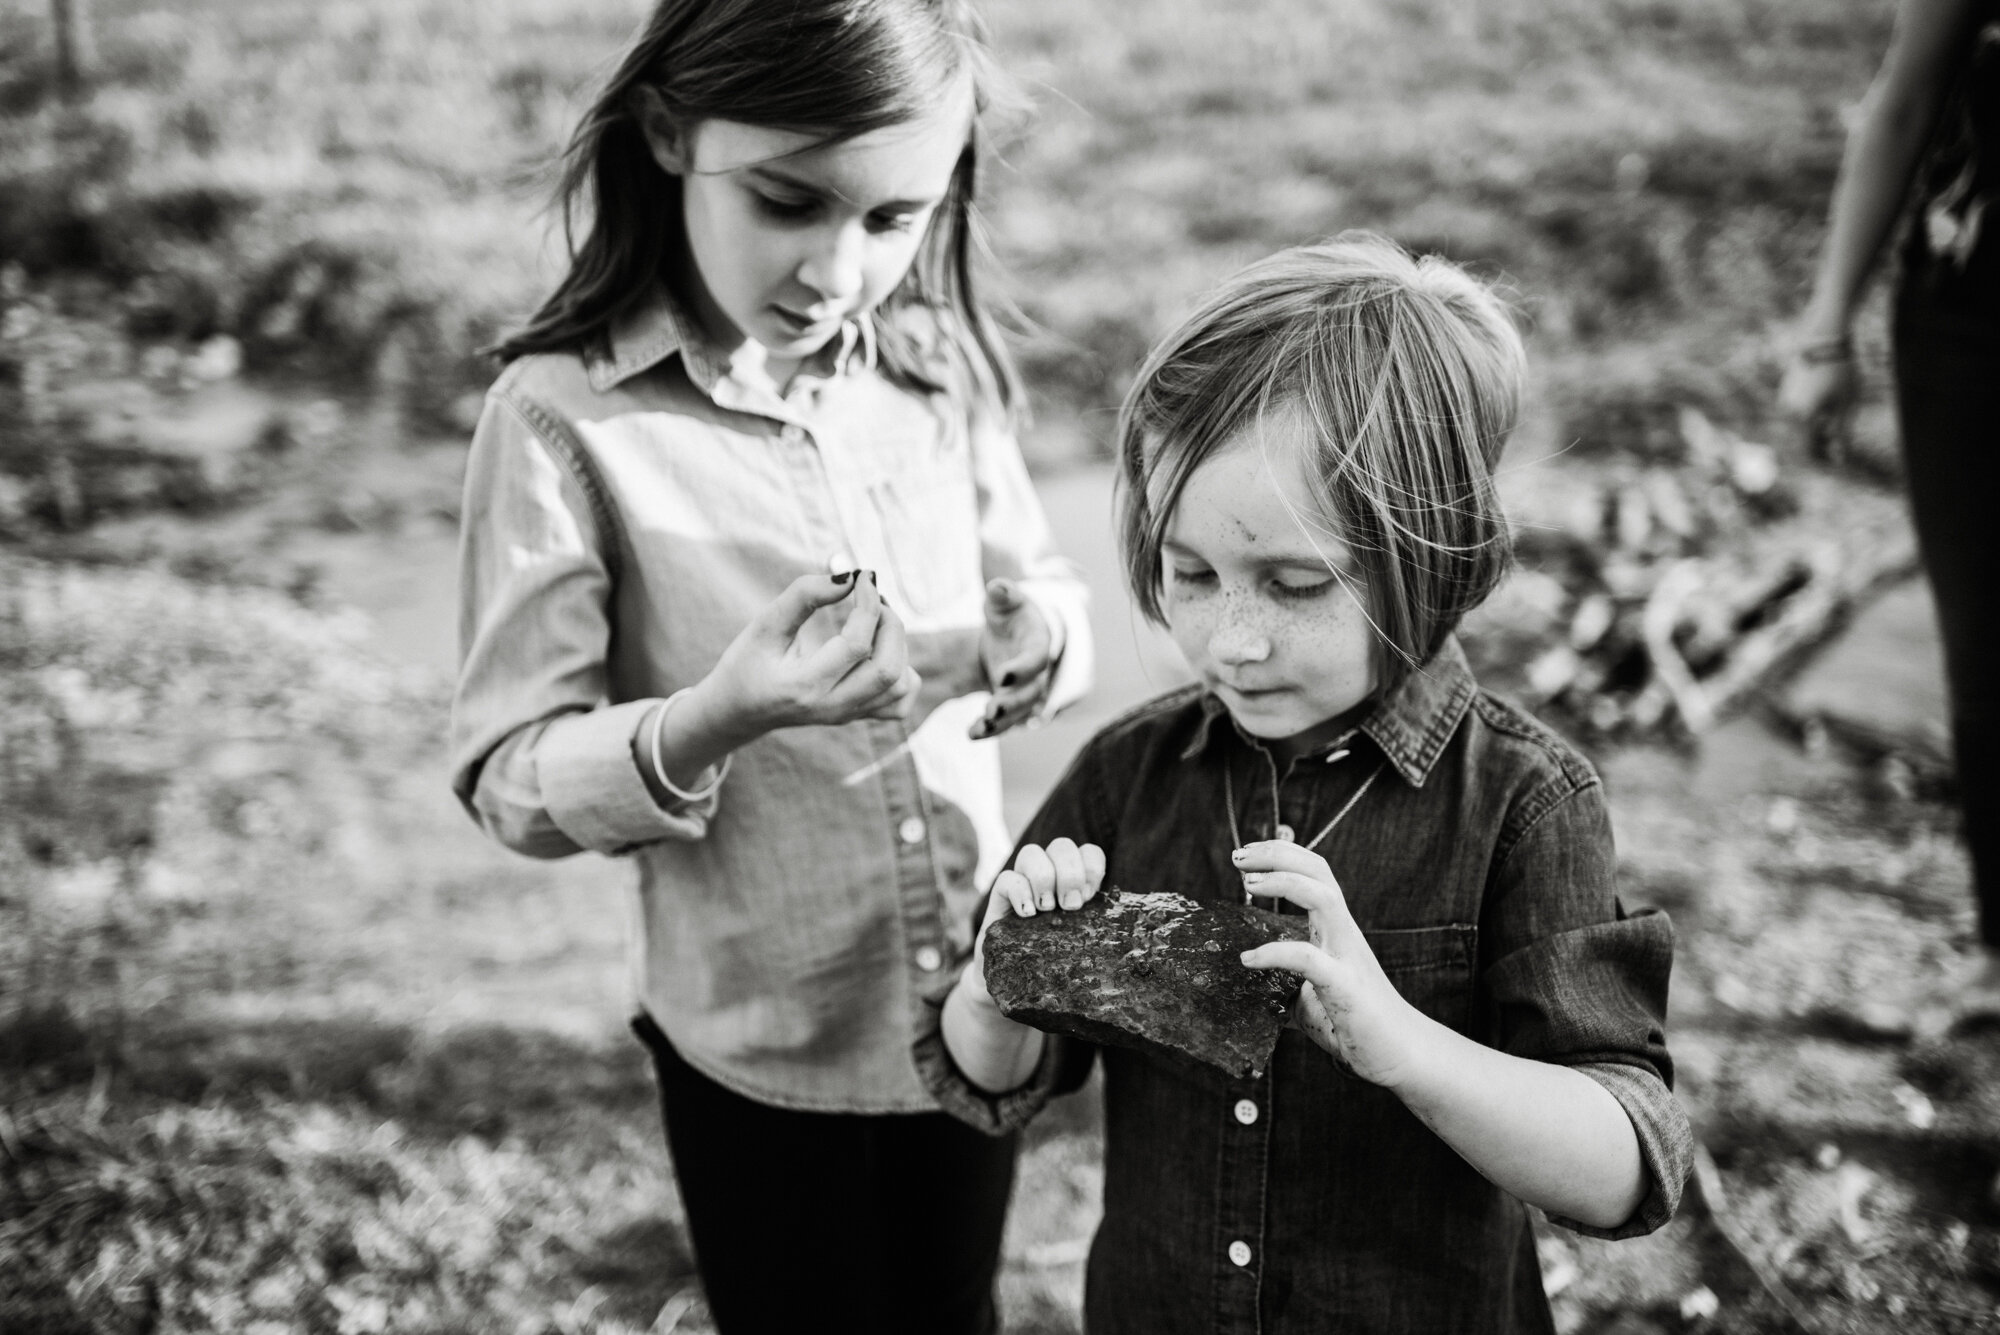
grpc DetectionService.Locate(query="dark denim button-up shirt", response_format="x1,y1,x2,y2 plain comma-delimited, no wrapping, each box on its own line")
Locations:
918,640,1691,1335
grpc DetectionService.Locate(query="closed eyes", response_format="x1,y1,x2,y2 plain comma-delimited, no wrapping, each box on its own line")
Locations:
1169,566,1339,601
748,188,926,234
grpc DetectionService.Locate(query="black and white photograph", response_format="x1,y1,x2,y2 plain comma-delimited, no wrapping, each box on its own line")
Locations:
4,0,1998,1330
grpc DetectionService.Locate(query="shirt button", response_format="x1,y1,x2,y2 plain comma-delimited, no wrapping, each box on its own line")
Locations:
826,551,856,576
898,816,927,845
914,945,943,972
1274,824,1295,843
1228,1240,1252,1267
781,424,806,444
1233,1098,1259,1125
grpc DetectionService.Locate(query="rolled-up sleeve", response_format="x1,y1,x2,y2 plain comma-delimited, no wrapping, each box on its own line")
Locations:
913,1022,1091,1136
1481,779,1693,1239
449,390,720,858
970,415,1093,717
915,734,1109,1132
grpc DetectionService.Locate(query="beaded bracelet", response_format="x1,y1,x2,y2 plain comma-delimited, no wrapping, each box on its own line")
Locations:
648,687,732,804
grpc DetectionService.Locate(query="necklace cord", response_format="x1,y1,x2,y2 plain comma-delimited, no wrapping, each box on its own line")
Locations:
1225,752,1388,903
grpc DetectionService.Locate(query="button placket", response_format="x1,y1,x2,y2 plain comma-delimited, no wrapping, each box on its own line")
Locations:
1213,1072,1271,1326
865,715,948,1002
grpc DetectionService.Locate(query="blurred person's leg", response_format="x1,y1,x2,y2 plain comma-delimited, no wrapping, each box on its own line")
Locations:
633,1012,1013,1333
866,1090,1015,1335
1893,259,2000,1013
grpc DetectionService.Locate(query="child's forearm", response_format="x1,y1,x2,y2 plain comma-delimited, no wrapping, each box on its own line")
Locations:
941,980,1046,1094
1390,1015,1648,1231
632,679,754,806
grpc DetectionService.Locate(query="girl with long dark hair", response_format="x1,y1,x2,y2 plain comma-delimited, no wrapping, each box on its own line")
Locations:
450,4,1091,1329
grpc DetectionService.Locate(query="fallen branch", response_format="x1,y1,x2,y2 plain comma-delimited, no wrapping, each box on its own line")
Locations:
1622,528,1920,736
1640,560,1710,732
1699,532,1919,722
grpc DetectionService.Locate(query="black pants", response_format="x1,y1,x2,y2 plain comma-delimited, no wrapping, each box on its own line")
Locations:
1894,260,2000,946
633,1013,1016,1335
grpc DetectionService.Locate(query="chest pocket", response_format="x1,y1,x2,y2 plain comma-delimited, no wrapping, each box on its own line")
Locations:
868,472,981,618
1364,924,1477,1035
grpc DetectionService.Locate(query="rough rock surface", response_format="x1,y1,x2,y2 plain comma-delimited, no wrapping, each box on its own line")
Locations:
984,886,1311,1078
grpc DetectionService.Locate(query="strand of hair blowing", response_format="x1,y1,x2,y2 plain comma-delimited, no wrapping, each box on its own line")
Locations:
492,0,1020,421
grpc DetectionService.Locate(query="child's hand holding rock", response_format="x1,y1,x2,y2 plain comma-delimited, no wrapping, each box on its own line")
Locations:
1235,840,1428,1088
960,838,1105,1006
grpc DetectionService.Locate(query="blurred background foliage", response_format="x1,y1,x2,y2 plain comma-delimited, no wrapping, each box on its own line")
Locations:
0,0,1885,469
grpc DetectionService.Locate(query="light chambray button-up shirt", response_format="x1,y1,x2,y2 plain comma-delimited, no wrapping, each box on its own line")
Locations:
451,292,1091,1113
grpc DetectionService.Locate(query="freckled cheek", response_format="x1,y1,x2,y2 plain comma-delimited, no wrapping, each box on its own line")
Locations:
1163,590,1217,663
1298,598,1378,688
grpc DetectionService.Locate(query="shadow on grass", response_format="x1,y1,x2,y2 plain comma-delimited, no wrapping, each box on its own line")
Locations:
0,1008,699,1335
1704,1116,2000,1223
1,1003,660,1147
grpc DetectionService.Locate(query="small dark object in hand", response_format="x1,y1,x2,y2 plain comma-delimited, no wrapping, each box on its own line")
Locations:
983,886,1311,1078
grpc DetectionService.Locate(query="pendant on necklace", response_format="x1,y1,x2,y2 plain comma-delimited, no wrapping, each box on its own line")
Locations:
1274,824,1295,842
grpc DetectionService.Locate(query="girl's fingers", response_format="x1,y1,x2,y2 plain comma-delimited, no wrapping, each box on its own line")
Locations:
979,881,1019,931
1012,843,1059,912
1232,841,1356,921
801,577,882,684
1044,837,1088,910
989,672,1052,716
1239,939,1341,989
992,656,1051,696
1080,842,1107,902
763,570,862,641
869,593,911,679
857,666,923,719
1231,839,1337,879
971,676,1053,740
984,577,1025,619
1239,870,1343,919
992,868,1036,918
837,570,885,657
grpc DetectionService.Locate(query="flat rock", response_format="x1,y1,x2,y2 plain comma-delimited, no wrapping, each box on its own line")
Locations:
984,886,1310,1078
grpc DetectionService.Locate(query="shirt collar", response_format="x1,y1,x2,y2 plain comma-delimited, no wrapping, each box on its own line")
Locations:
584,285,872,395
1177,637,1479,788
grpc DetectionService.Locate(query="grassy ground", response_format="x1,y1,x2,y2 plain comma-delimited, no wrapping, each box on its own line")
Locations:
0,552,1103,1333
6,0,1989,1332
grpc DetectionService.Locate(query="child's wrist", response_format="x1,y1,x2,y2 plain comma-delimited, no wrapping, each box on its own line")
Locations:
1373,1006,1459,1097
949,969,1017,1032
682,675,760,754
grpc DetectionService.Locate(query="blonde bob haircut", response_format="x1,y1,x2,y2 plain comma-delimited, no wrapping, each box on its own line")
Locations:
1117,233,1526,695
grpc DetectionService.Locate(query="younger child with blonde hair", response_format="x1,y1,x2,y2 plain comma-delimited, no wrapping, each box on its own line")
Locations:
929,234,1690,1334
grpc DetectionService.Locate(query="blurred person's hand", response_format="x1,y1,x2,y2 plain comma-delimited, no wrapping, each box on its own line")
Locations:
971,577,1056,739
1777,339,1860,461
